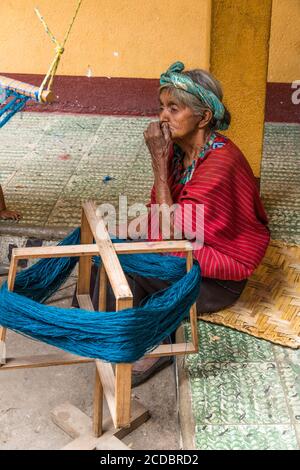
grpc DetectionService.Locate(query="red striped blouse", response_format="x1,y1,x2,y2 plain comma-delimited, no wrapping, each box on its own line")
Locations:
149,133,270,280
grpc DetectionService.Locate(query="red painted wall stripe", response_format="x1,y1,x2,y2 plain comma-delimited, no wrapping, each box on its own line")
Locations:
1,73,299,122
0,73,159,116
265,82,300,123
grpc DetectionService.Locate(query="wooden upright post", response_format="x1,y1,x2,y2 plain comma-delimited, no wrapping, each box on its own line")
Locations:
0,254,18,364
77,208,104,436
83,201,133,429
93,264,107,437
186,251,198,351
115,299,133,429
77,209,93,296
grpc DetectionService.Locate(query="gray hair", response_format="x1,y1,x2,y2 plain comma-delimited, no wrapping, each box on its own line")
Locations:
159,69,231,130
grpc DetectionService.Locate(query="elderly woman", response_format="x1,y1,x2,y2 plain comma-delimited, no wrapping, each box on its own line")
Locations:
87,61,270,386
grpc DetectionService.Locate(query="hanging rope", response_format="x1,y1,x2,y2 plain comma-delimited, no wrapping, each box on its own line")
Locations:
0,1,83,127
35,0,83,101
0,228,201,363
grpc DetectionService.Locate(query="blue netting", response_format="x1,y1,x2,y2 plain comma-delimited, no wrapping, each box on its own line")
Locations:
0,87,30,128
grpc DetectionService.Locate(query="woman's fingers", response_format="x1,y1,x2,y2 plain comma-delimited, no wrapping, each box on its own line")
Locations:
143,121,171,165
160,122,171,143
145,121,161,138
144,121,170,146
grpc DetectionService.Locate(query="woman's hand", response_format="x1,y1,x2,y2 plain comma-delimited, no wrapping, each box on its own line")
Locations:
143,122,172,176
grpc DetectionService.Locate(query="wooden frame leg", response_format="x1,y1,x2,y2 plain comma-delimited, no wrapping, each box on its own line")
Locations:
98,264,107,311
115,298,133,428
0,327,7,365
0,254,17,365
186,251,198,351
115,363,132,428
77,210,105,435
93,265,107,437
93,369,103,437
51,399,150,450
77,209,93,296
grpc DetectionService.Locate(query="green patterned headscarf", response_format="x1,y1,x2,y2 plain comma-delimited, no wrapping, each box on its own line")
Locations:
160,61,228,130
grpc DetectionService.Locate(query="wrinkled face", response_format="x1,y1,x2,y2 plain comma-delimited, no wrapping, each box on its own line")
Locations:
159,89,201,140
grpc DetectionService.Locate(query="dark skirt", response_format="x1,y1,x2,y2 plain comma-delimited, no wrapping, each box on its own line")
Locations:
73,264,247,315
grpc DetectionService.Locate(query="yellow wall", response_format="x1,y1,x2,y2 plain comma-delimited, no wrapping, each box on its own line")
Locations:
0,0,211,78
268,0,300,82
210,0,272,176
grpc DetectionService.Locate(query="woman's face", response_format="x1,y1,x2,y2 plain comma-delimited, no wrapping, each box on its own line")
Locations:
159,89,201,140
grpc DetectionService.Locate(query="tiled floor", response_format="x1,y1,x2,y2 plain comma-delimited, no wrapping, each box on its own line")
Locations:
0,112,299,450
184,322,300,450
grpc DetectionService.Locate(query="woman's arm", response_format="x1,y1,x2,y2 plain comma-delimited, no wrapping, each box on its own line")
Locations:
144,122,175,238
115,122,174,241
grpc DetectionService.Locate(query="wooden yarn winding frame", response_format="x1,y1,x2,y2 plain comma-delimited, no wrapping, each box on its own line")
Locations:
0,201,198,450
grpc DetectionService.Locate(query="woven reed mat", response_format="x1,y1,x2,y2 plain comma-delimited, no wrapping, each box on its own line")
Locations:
200,240,300,348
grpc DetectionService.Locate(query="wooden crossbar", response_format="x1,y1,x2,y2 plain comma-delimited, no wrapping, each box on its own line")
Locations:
0,353,93,370
11,240,193,259
83,201,133,301
0,75,54,103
